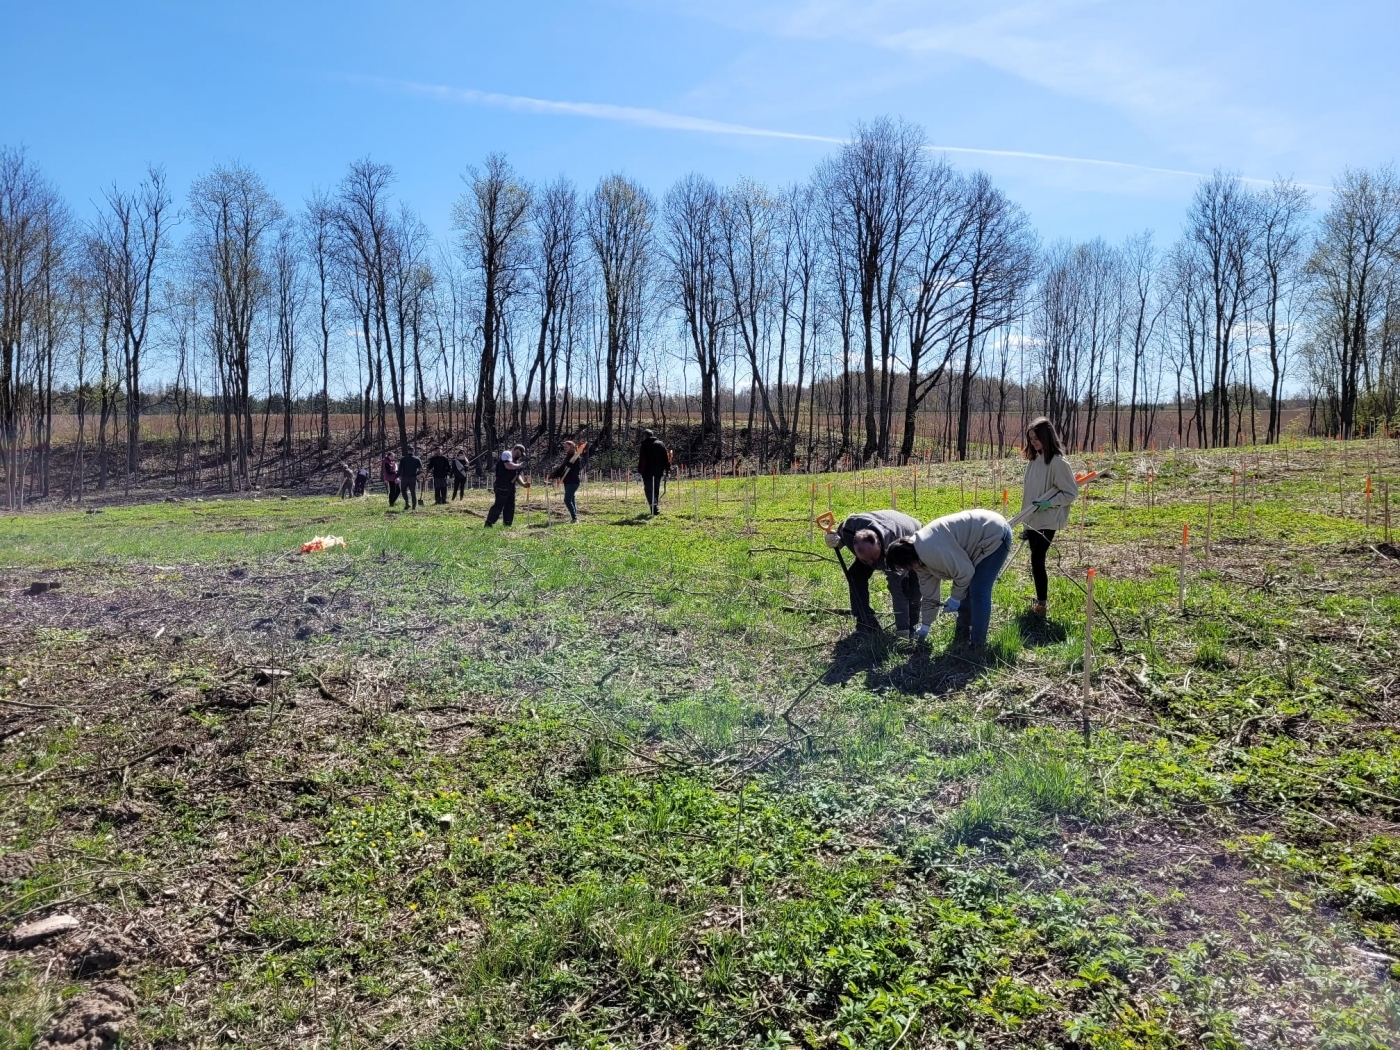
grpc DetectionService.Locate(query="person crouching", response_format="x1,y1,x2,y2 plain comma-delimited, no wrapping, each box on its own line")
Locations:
823,509,923,638
884,509,1013,649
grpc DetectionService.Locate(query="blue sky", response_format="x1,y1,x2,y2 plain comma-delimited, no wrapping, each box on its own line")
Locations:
5,0,1396,244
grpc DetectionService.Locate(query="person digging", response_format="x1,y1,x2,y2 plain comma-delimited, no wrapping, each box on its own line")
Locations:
823,509,924,639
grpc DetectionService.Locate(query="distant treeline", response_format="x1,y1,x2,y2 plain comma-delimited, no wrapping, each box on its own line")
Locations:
2,126,1398,509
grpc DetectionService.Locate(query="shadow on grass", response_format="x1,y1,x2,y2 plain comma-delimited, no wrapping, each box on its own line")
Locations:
1014,610,1068,648
823,630,986,697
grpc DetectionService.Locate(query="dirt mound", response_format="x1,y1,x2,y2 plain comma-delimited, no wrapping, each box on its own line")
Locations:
34,982,135,1050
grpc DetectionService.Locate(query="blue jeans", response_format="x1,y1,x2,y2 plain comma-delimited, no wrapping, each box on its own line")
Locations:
563,482,579,522
958,526,1013,647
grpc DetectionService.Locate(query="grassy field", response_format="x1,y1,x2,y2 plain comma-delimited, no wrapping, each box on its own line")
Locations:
2,443,1400,1049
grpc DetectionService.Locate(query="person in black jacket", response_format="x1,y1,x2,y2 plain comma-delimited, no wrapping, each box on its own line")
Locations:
548,440,588,523
636,429,670,516
426,448,453,505
485,444,527,527
399,448,423,510
450,454,469,500
824,509,924,637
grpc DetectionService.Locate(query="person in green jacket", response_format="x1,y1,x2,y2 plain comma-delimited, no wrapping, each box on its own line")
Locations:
1019,417,1079,615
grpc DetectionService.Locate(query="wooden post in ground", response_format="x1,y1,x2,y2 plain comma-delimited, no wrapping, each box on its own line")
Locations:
1231,469,1238,515
1082,568,1095,743
1384,480,1391,543
827,481,832,513
891,478,898,511
1366,476,1373,531
1178,522,1189,614
1122,474,1129,527
1002,488,1008,518
912,466,918,511
1205,493,1213,566
1078,483,1088,563
808,482,816,542
1248,473,1256,539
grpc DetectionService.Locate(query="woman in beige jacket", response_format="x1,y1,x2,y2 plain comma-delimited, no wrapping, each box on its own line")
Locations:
1020,417,1079,614
884,509,1013,649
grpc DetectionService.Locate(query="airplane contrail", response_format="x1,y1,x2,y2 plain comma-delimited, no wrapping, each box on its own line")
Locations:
361,76,1323,190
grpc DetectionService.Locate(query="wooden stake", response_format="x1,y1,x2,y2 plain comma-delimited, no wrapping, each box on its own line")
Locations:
1205,493,1213,566
827,481,832,513
1082,568,1095,743
1078,483,1088,564
1248,473,1256,539
1122,474,1129,527
1384,480,1391,543
1002,488,1008,517
809,482,816,541
1366,475,1373,530
891,479,898,511
1231,469,1237,515
1178,522,1189,614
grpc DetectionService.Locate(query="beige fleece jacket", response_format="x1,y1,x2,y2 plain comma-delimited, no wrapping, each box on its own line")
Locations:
908,509,1013,622
1020,453,1079,531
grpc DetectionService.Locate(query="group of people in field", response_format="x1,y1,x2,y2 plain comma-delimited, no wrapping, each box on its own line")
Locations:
340,416,1079,652
825,416,1079,650
344,428,675,526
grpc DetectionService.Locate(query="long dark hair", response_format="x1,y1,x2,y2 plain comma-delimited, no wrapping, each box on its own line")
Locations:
1023,417,1062,464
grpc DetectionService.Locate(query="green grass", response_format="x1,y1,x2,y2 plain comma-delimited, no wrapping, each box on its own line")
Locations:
3,443,1400,1047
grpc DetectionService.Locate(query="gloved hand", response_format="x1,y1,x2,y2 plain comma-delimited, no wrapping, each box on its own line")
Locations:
914,623,931,640
1034,499,1054,512
943,597,961,614
823,531,842,549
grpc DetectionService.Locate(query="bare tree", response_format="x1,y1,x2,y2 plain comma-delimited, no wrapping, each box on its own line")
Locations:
271,221,305,481
524,177,580,447
92,165,171,484
0,149,68,508
189,162,283,488
1307,166,1400,438
304,191,336,452
339,160,410,456
954,172,1036,459
587,174,653,450
663,174,726,457
454,154,532,456
819,118,926,461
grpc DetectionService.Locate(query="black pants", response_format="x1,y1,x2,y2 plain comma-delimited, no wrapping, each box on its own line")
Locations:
433,479,449,504
451,476,467,500
642,473,664,514
387,481,402,507
485,486,516,527
402,478,420,509
1027,528,1056,604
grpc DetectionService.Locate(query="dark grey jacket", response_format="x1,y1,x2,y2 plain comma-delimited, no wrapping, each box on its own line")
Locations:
835,510,922,630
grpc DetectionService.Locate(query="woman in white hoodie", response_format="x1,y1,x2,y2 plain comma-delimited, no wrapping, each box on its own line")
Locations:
884,508,1013,649
1020,417,1079,615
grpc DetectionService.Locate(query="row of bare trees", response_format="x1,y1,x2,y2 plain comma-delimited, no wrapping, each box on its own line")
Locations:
3,131,1399,507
